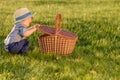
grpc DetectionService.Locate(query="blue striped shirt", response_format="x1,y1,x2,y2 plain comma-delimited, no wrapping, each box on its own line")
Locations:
4,23,27,45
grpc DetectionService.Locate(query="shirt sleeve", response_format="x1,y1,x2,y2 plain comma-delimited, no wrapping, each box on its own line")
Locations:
18,27,27,37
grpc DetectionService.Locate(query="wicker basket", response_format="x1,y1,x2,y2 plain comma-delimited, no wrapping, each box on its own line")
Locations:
38,14,78,54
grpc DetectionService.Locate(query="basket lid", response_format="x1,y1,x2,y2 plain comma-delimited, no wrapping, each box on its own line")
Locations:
39,26,78,39
39,25,55,35
38,14,78,39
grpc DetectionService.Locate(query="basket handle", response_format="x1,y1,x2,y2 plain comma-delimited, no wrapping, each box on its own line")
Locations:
55,14,62,35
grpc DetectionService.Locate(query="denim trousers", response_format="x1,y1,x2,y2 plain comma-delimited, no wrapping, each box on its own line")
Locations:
5,39,29,54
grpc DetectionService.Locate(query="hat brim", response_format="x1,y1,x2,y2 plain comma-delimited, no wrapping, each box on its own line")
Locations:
15,13,35,23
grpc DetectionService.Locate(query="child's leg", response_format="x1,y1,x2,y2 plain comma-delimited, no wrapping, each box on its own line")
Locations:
5,39,29,54
18,39,29,54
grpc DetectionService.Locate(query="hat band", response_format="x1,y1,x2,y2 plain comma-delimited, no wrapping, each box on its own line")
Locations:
15,12,32,21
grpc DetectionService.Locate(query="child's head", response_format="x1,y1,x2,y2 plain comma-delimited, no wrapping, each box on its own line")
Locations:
13,8,35,27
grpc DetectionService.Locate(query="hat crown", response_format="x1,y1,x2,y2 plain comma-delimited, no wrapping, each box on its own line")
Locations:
14,8,30,19
13,8,35,23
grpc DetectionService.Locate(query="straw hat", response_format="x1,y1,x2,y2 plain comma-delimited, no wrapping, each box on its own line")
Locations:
13,8,35,23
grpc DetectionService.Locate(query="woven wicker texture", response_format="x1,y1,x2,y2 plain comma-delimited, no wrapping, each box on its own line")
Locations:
38,14,78,54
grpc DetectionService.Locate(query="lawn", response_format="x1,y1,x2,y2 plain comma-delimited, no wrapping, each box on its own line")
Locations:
0,0,120,80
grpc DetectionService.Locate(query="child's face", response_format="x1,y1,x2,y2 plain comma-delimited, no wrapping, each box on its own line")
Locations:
22,17,33,27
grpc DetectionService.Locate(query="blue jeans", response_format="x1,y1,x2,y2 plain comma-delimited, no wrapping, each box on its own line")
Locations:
5,39,29,54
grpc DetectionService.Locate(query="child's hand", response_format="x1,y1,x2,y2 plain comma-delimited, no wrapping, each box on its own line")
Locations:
34,24,41,30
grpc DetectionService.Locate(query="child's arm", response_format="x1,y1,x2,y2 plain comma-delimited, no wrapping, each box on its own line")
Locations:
23,24,40,37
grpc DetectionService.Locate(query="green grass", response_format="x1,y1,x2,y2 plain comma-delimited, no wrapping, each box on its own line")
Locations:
0,0,120,80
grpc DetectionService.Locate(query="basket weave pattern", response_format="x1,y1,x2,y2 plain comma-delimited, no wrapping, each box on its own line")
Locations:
38,14,78,54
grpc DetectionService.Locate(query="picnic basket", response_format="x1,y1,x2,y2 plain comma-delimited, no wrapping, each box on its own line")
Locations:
38,14,78,54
